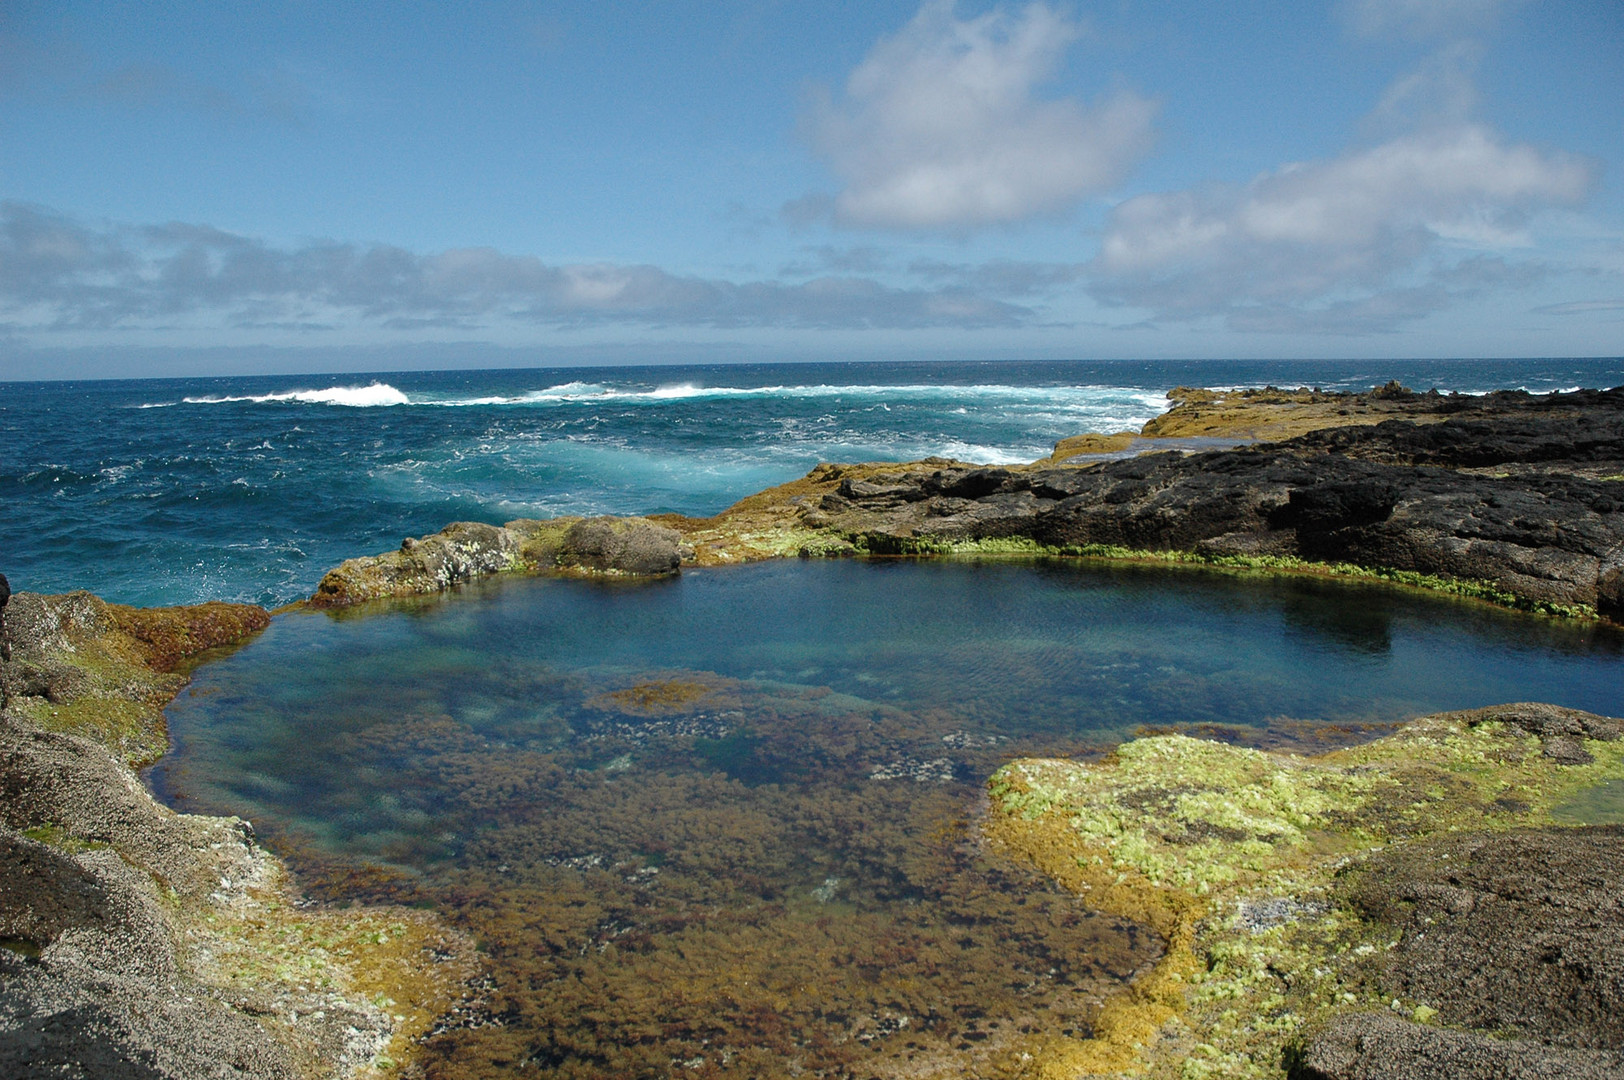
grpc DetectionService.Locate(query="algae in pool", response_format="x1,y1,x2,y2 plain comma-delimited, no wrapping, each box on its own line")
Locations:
1551,778,1624,824
151,559,1624,1079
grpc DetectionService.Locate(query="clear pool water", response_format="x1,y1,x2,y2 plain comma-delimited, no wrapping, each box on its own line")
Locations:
153,559,1624,1078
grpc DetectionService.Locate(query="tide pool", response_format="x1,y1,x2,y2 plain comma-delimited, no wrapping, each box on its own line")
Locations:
152,558,1624,1079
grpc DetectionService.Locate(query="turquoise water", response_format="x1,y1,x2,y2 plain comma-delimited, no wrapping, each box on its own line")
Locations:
5,357,1620,606
151,558,1624,1078
155,559,1624,859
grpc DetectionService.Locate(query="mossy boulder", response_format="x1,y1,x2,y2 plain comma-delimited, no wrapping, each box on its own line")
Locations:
555,516,687,576
310,515,692,606
312,520,526,606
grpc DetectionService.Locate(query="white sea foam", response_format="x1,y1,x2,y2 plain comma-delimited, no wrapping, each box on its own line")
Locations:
164,379,1176,470
182,382,410,407
407,381,1173,414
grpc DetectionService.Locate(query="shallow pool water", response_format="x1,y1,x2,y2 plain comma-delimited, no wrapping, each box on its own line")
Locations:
153,559,1624,1078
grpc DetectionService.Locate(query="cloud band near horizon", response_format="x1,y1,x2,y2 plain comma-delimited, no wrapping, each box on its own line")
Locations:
0,202,1034,339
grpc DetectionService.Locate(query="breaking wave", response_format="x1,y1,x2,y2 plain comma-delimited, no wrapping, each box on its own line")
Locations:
182,383,410,407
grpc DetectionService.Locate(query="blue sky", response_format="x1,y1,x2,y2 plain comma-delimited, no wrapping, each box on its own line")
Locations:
1,0,1620,377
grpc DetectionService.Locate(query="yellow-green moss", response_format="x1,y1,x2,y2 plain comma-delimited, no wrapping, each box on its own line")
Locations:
12,696,169,765
177,878,478,1080
986,715,1624,1078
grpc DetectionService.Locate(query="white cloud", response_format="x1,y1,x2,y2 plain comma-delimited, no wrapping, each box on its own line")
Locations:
1339,0,1525,40
1092,125,1594,329
1363,41,1481,135
802,0,1155,230
0,202,1037,338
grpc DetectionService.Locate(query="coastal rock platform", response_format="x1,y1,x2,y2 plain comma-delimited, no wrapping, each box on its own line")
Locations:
690,384,1624,622
305,384,1624,625
986,703,1624,1079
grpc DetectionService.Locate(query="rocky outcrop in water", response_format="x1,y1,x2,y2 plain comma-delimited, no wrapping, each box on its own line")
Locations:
784,387,1624,620
310,516,690,606
301,385,1624,618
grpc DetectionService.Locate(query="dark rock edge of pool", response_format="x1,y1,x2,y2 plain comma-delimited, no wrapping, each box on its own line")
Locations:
1,380,1621,1080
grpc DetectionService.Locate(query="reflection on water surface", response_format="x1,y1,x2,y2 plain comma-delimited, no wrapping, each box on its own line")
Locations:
153,560,1624,1078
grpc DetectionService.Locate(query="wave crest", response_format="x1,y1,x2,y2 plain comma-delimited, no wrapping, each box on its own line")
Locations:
181,383,409,407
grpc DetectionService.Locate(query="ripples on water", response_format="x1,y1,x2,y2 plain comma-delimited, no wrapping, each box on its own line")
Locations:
5,358,1620,606
152,559,1624,1079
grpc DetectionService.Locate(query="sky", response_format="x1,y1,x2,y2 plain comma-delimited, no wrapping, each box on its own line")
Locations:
0,0,1621,378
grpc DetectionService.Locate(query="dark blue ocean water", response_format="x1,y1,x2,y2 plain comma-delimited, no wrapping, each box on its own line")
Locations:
3,358,1620,606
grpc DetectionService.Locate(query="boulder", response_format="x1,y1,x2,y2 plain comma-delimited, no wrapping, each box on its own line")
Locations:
1335,826,1624,1051
312,520,524,605
556,517,686,576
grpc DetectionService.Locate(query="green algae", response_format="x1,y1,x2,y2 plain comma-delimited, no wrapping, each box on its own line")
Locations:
1550,777,1624,824
20,822,109,854
13,694,172,765
826,538,1600,621
986,714,1624,1078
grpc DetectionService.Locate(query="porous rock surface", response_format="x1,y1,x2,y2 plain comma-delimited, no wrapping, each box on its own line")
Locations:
1460,700,1623,766
1294,825,1624,1079
792,387,1624,619
1291,1011,1624,1080
0,825,303,1080
0,593,308,1078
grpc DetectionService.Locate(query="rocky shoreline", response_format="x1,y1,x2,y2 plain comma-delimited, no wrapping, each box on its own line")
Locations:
306,383,1624,624
2,381,1621,1079
0,590,480,1079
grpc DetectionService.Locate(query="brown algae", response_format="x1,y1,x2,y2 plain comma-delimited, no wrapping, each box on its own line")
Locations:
152,562,1624,1077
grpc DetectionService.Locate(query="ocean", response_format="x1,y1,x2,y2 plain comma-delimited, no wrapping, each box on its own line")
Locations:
3,357,1620,607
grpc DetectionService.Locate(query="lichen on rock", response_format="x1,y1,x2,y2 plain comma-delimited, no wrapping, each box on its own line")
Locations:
309,515,691,607
985,703,1624,1078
